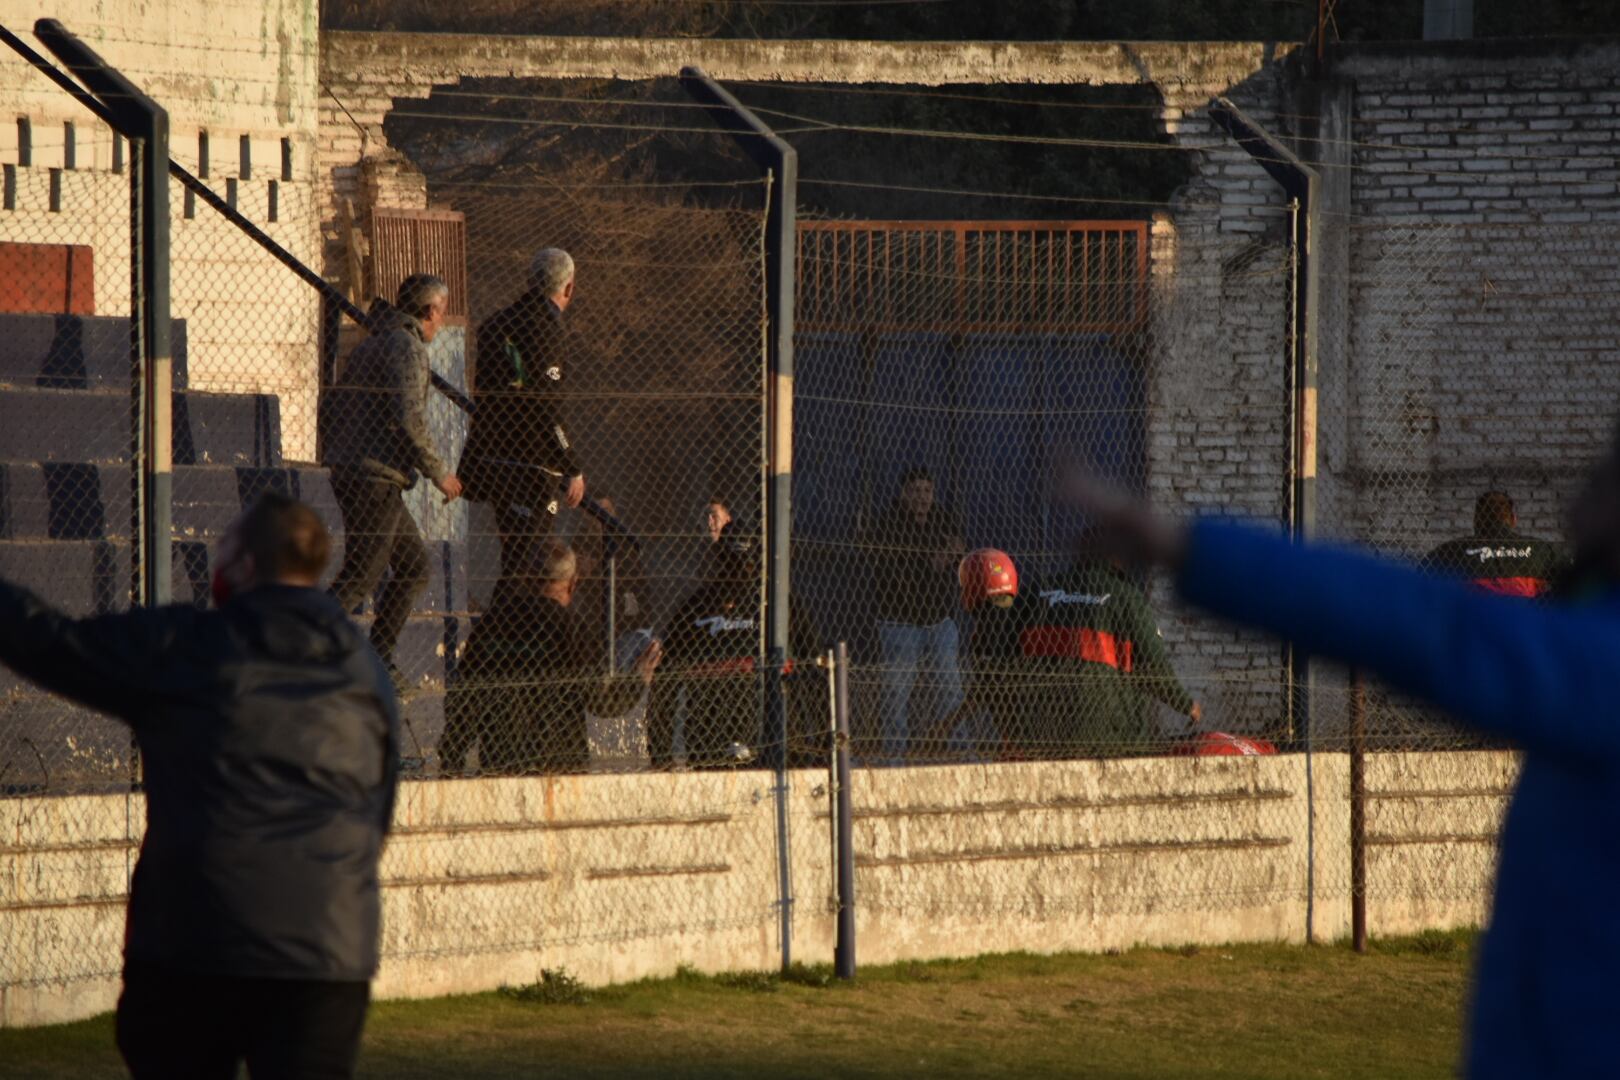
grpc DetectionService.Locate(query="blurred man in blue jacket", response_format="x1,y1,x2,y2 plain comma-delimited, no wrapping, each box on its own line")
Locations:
1070,445,1620,1080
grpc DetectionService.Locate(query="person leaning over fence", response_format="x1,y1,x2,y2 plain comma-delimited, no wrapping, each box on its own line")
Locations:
1425,490,1568,598
864,467,967,765
458,248,588,584
1066,433,1620,1080
1015,528,1201,757
440,540,661,775
323,272,463,696
0,493,398,1080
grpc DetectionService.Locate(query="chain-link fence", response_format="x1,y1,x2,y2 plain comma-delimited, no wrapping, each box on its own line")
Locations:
790,212,1320,945
9,23,1614,1015
794,220,1186,766
0,38,148,998
161,133,794,961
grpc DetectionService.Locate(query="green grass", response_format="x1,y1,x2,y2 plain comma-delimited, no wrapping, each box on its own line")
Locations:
0,932,1475,1079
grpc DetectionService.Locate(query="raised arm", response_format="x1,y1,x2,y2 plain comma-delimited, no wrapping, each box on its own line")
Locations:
0,579,189,722
1178,519,1620,761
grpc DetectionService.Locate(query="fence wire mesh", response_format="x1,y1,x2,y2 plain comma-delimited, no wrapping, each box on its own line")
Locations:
791,214,1317,936
160,144,788,958
0,50,145,995
6,36,1614,1011
796,219,1214,766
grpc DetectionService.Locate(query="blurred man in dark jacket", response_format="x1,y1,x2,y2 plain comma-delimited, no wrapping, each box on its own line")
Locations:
323,273,462,691
440,541,661,775
1426,490,1567,597
458,248,587,585
0,493,398,1080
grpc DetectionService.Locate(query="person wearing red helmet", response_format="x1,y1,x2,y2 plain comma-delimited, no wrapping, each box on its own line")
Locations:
940,546,1026,759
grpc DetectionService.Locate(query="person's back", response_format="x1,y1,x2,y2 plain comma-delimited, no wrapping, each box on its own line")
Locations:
1018,559,1196,756
1426,491,1567,597
444,580,580,773
127,586,393,977
323,301,445,490
0,493,397,1079
442,541,655,775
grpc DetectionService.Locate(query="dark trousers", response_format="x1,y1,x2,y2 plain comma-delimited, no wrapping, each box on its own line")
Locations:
330,476,430,665
493,498,556,587
116,965,370,1080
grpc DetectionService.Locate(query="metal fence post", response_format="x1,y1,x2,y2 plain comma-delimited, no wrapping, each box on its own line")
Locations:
34,19,171,609
834,641,856,979
1350,669,1369,953
682,65,799,972
1208,96,1322,943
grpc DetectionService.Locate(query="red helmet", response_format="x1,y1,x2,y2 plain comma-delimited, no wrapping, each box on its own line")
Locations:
959,548,1019,611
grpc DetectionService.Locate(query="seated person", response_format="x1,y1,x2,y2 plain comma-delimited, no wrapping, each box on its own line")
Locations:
440,541,660,775
650,524,817,768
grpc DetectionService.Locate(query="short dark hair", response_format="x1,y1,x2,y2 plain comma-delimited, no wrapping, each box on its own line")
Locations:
396,273,449,319
899,466,933,488
236,493,331,583
1475,490,1516,536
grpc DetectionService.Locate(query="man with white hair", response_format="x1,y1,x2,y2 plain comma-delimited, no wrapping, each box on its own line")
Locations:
440,539,661,774
459,247,588,585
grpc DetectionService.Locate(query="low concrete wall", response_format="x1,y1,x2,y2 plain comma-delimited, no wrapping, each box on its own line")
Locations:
0,750,1513,1027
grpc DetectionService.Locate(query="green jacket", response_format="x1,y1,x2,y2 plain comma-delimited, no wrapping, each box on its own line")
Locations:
971,559,1193,756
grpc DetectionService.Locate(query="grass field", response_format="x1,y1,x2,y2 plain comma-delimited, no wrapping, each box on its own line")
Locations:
0,931,1474,1079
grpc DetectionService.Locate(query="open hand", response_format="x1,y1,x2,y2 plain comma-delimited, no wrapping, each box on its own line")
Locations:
634,638,664,685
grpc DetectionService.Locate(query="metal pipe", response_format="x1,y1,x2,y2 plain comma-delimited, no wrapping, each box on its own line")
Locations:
1350,669,1368,953
834,641,856,980
682,64,798,973
1208,96,1321,942
31,20,172,611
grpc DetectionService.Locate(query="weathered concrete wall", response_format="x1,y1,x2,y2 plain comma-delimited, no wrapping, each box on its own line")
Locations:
0,3,325,460
1,750,1511,1027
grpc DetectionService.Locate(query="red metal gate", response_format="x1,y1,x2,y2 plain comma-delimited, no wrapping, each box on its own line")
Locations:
796,220,1150,333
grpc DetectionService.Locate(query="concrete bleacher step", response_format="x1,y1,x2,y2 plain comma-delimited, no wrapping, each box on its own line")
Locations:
0,464,338,541
0,312,189,392
0,388,281,467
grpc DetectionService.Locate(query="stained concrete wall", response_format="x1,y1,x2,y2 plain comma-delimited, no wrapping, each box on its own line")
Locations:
1,749,1512,1027
0,3,325,460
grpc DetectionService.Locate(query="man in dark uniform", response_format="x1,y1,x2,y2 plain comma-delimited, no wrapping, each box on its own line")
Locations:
1426,490,1567,597
0,493,398,1079
439,541,660,775
649,525,818,769
459,248,588,585
1014,532,1200,757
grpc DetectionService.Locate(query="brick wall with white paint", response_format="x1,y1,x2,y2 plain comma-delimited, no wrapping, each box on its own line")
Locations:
1327,43,1620,562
